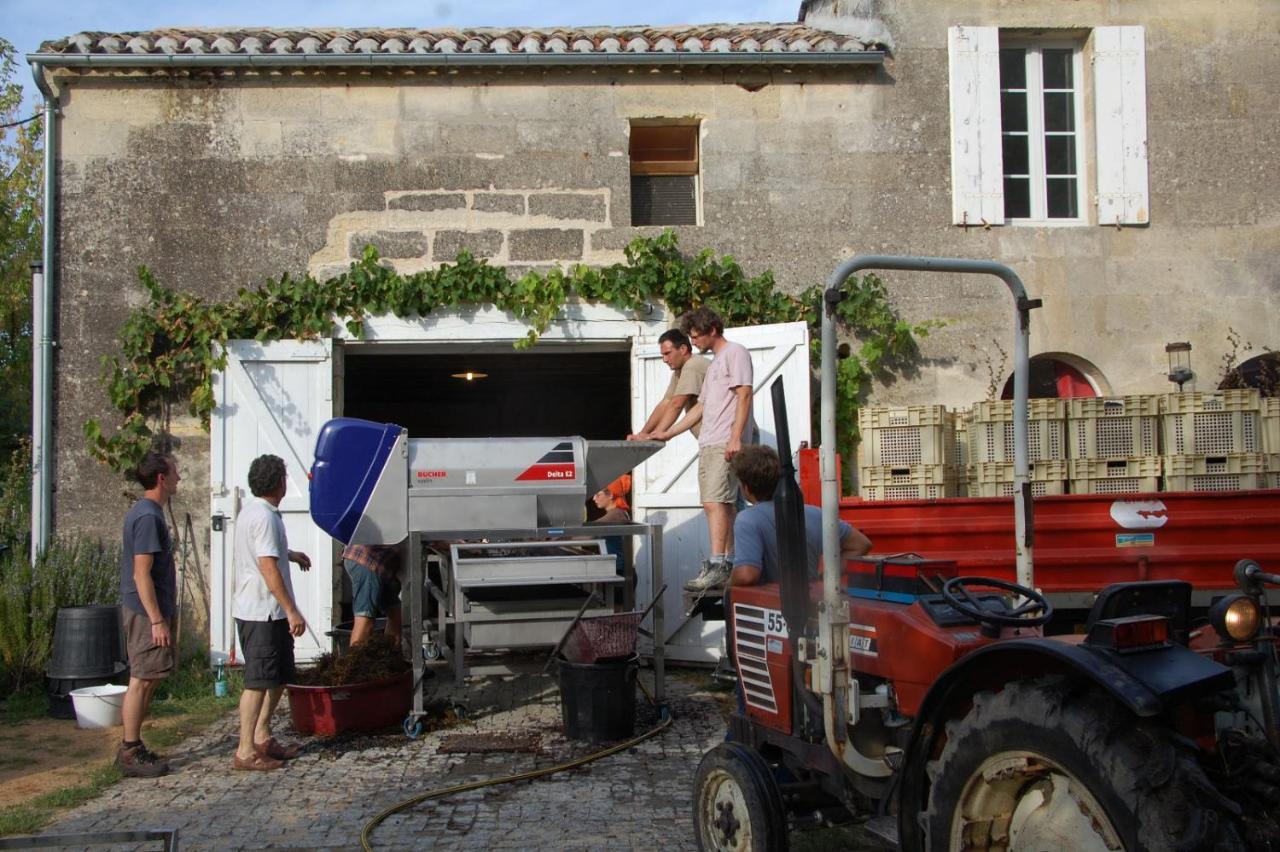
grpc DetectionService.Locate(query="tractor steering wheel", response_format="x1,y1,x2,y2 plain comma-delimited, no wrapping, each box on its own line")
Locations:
941,576,1053,628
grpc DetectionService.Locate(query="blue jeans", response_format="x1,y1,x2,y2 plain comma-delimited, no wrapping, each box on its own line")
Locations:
345,560,401,618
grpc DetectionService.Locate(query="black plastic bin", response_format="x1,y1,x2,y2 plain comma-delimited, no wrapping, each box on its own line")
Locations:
557,653,638,743
326,619,387,654
46,605,129,719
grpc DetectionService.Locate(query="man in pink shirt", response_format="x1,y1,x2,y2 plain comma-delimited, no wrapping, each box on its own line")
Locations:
652,307,754,591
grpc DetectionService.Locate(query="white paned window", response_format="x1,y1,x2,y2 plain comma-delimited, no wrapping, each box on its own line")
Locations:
948,25,1149,227
999,43,1085,222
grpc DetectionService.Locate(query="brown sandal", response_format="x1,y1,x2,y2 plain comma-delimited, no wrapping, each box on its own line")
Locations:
233,752,283,771
254,737,300,760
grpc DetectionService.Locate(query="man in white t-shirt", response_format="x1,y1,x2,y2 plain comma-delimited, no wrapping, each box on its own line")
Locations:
652,307,755,591
231,454,312,771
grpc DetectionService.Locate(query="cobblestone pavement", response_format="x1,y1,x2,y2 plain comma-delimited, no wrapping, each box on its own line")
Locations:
45,669,738,851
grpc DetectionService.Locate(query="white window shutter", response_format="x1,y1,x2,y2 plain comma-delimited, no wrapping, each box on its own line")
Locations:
1094,26,1149,225
948,25,1004,226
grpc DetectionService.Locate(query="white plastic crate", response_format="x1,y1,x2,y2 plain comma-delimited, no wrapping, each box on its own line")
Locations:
968,399,1067,463
857,406,956,469
970,460,1068,498
1068,457,1162,494
859,464,959,501
1163,454,1267,492
953,409,970,470
1162,390,1262,456
1263,398,1280,455
1068,396,1160,460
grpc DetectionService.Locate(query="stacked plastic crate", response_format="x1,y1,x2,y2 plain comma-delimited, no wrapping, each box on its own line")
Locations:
953,408,970,497
967,400,1068,497
1067,396,1162,493
857,406,960,500
1266,397,1280,489
1162,389,1267,491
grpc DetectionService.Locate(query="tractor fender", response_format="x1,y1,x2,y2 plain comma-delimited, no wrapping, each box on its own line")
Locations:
895,639,1235,851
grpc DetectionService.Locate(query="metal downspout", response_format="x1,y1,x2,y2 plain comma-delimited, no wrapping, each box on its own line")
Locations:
819,255,1037,776
29,61,56,561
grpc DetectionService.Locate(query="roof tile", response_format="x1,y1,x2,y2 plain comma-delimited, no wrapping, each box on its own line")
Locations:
36,24,883,58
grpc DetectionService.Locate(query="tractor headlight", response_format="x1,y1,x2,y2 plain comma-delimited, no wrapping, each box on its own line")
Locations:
1209,594,1261,642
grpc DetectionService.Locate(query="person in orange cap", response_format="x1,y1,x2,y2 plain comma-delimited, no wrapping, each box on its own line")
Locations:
591,474,632,525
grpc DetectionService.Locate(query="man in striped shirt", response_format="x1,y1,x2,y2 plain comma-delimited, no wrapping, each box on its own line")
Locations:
342,542,404,646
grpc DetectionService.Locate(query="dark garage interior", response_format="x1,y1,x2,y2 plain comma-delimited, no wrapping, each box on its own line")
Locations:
342,347,633,440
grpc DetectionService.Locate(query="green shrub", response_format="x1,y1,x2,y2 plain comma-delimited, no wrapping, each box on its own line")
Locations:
0,536,120,694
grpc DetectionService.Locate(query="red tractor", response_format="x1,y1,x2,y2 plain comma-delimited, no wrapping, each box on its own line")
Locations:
692,257,1280,851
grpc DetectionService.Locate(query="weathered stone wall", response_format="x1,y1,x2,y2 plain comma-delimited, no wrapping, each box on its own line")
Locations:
49,0,1279,551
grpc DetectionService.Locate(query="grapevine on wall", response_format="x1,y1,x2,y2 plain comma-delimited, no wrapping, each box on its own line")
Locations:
85,231,939,477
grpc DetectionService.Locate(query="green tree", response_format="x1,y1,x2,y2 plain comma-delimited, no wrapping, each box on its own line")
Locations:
0,38,42,455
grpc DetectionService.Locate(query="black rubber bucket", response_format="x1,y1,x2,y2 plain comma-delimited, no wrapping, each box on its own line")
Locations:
558,653,638,743
47,605,126,680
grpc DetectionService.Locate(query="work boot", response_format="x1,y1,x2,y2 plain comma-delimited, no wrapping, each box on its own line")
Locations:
116,742,170,778
683,559,714,591
686,560,731,592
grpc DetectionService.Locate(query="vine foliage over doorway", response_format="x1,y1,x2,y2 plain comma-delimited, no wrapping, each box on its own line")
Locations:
85,231,938,475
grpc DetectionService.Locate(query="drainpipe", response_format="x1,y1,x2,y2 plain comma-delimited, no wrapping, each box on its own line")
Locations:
28,61,56,562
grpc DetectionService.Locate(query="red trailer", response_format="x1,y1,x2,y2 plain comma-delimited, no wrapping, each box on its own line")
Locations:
798,449,1280,610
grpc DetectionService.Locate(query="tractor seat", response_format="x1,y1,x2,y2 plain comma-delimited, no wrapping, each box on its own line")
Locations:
1084,580,1192,645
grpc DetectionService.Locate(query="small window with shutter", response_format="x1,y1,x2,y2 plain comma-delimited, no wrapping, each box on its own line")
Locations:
630,122,699,226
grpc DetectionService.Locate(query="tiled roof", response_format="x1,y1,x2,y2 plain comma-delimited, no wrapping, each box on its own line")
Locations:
36,24,882,58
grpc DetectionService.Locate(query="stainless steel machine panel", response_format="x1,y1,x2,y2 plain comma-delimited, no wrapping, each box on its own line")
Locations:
449,541,619,587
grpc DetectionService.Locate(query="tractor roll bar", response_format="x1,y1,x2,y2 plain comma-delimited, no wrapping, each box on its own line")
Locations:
817,255,1039,775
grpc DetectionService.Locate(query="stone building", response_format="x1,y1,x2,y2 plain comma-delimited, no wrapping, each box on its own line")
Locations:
29,0,1279,657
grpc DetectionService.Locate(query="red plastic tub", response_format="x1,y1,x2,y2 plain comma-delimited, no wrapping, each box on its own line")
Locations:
286,669,412,736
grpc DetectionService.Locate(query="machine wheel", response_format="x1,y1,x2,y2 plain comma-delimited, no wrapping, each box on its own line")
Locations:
693,742,788,852
403,716,424,739
921,676,1244,852
422,641,441,661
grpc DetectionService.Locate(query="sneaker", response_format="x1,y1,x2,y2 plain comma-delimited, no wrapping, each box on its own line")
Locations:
116,743,170,778
683,559,714,592
686,560,731,592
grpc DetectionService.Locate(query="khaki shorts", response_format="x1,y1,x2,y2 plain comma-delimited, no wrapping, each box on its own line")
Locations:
122,607,175,680
698,444,740,504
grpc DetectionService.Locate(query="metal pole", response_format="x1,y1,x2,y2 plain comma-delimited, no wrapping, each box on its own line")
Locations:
29,265,43,567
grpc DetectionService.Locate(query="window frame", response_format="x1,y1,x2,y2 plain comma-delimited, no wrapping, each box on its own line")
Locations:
629,120,702,227
998,39,1088,226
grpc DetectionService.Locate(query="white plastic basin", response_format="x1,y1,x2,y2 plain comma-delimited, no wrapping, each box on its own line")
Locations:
68,684,127,729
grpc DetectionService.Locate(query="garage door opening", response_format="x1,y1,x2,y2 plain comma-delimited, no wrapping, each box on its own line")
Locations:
342,347,632,439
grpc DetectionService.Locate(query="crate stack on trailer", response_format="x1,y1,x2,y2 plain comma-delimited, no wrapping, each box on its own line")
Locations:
1066,396,1162,494
966,399,1069,497
856,406,962,501
855,390,1277,500
1161,389,1269,491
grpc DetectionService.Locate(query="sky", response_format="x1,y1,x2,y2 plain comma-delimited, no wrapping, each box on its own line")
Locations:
1,0,803,111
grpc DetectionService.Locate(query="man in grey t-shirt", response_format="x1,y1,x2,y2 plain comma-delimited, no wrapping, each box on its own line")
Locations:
116,451,181,778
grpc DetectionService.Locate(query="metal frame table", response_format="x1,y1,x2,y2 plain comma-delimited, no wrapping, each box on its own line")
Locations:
405,521,665,729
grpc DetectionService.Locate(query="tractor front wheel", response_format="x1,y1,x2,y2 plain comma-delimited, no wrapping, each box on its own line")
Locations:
921,675,1243,852
693,742,788,852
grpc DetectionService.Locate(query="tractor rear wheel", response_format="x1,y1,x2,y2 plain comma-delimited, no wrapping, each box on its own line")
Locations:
693,742,788,852
921,676,1243,852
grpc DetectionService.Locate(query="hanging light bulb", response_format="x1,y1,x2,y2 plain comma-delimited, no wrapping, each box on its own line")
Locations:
450,370,488,382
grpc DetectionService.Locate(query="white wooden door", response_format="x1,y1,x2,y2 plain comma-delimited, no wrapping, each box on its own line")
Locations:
631,321,811,663
209,339,337,664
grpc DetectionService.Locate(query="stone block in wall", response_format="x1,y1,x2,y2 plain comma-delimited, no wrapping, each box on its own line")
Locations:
434,230,504,261
389,193,467,212
472,193,526,215
349,230,430,259
529,193,607,223
509,229,584,262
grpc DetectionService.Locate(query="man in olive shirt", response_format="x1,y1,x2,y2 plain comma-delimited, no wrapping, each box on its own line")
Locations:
628,328,708,442
117,451,181,778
